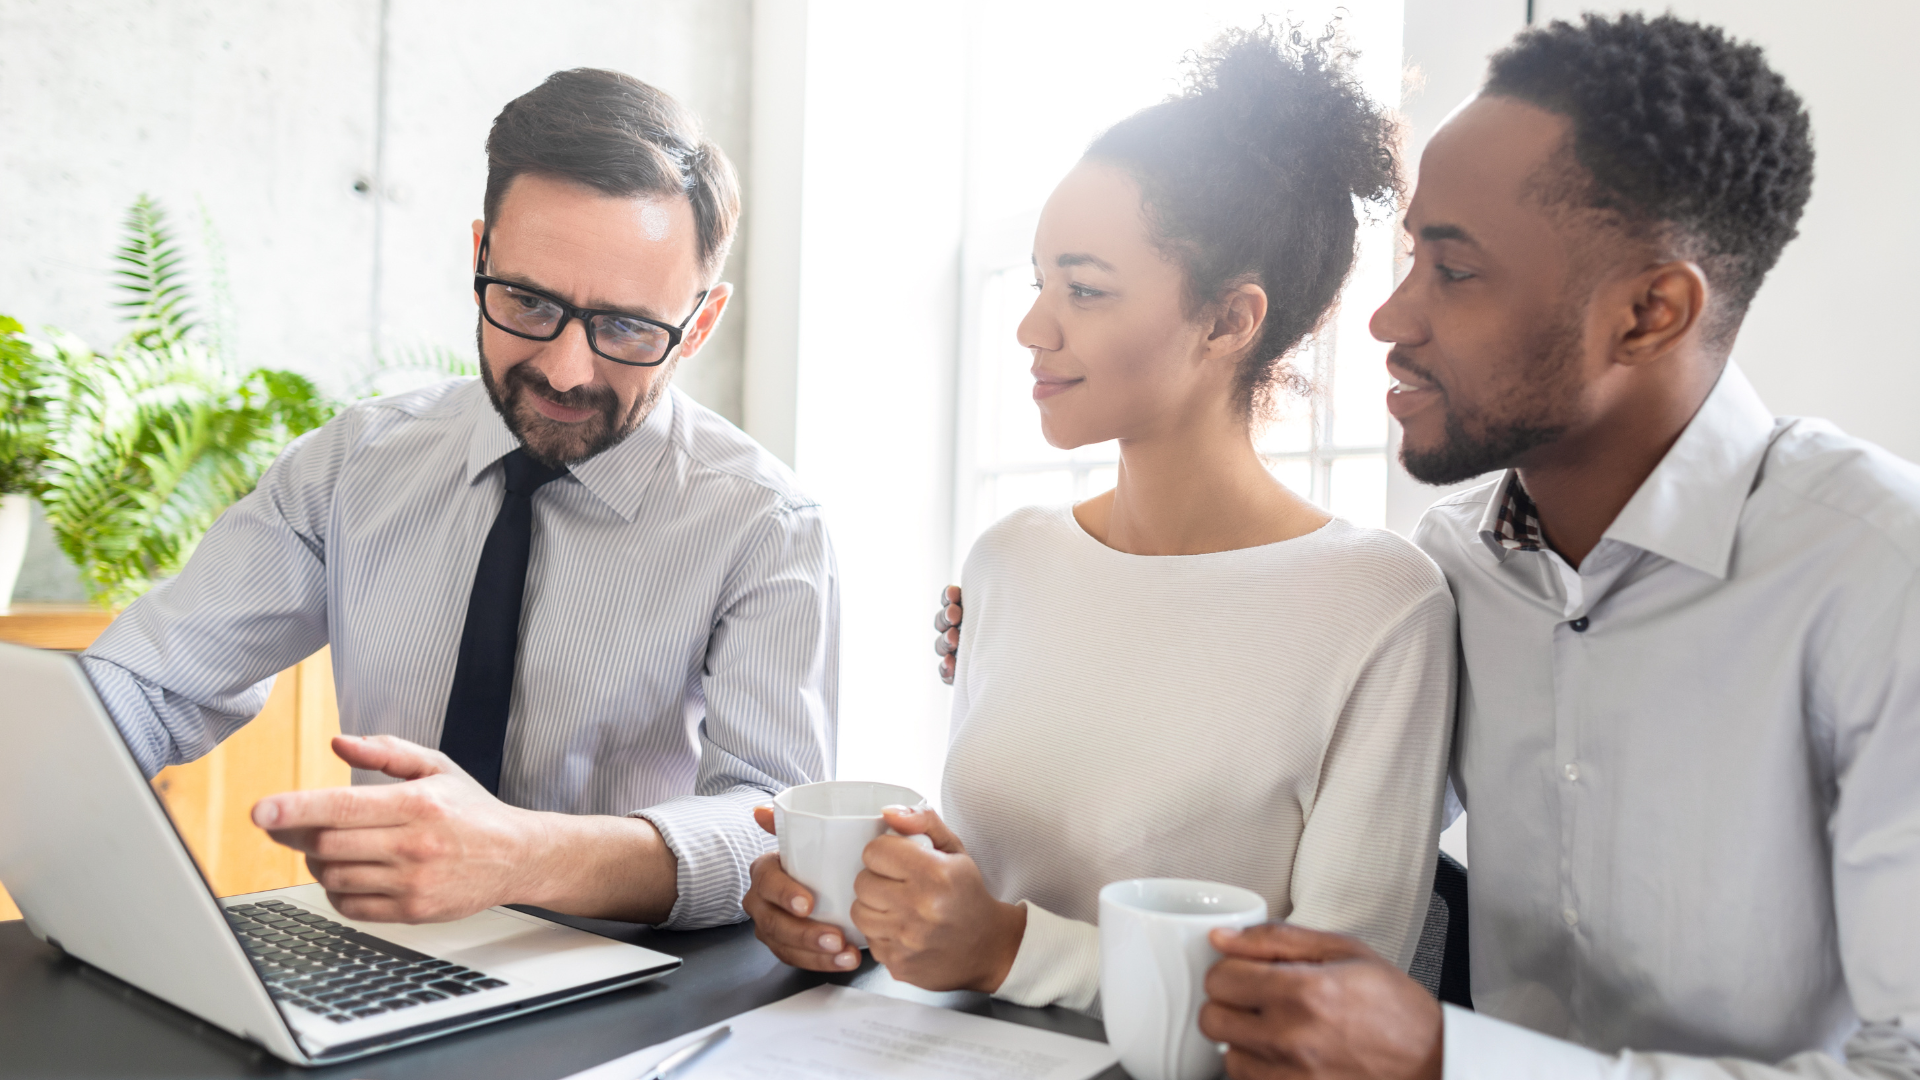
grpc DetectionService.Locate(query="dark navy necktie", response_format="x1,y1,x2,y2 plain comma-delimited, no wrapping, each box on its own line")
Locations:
440,447,569,794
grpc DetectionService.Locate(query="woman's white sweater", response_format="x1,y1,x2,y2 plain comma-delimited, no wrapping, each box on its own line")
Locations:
943,505,1457,1011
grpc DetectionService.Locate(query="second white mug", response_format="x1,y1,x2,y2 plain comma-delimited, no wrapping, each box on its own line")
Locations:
772,780,930,948
1099,878,1269,1080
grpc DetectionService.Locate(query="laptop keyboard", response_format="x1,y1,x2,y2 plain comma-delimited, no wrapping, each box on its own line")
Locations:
223,898,507,1024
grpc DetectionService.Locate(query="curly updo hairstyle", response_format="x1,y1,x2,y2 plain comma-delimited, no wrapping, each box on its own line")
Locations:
1086,22,1400,422
1484,14,1814,333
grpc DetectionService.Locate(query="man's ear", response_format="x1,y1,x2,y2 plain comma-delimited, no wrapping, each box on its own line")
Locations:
1615,260,1707,368
1204,282,1269,364
470,219,485,292
679,282,733,359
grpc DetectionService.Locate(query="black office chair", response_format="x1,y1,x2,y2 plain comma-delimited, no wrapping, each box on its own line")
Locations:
1407,850,1471,1008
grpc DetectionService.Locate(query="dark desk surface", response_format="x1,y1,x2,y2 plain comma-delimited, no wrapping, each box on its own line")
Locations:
0,913,1122,1079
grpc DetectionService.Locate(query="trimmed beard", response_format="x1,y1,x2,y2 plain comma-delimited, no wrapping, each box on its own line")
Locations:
1398,308,1585,486
477,318,676,468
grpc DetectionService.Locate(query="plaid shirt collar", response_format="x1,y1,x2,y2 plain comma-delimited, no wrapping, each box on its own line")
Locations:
1491,473,1545,552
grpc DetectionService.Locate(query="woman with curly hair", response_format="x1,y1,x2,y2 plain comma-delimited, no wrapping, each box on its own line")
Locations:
745,23,1456,1011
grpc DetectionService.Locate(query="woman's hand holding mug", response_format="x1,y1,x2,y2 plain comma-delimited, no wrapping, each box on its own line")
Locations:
742,787,1026,993
745,806,864,971
851,805,1026,993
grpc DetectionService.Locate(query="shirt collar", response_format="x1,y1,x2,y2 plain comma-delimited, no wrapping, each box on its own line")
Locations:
1475,362,1777,578
464,381,678,523
1602,362,1775,578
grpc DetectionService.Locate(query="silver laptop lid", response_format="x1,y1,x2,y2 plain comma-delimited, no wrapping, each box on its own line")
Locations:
0,642,306,1062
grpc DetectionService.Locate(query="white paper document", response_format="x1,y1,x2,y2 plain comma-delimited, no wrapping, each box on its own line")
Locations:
563,984,1118,1080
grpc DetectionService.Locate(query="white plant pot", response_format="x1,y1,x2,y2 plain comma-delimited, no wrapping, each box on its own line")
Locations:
0,494,30,615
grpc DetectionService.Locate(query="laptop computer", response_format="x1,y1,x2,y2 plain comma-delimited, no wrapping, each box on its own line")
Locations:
0,641,681,1065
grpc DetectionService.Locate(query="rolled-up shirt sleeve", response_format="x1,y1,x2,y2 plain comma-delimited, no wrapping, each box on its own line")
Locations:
82,426,336,777
634,503,839,929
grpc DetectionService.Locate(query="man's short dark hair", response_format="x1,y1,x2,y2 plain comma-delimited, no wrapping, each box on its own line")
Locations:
1484,13,1814,329
484,68,740,284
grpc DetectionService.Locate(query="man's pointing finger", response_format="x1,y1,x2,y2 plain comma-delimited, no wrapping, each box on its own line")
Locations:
253,784,414,831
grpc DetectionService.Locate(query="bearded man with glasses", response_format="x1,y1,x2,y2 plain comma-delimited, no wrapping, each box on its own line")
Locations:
80,69,838,931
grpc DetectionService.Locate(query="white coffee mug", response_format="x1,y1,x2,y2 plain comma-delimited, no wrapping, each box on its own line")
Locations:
772,780,932,948
1099,878,1270,1080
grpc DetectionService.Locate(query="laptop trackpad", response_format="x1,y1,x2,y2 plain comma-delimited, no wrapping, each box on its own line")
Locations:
397,913,626,978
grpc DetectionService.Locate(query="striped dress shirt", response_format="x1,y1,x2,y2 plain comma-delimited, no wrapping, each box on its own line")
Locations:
82,378,839,929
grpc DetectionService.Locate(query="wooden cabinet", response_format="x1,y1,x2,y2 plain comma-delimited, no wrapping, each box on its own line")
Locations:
0,603,349,920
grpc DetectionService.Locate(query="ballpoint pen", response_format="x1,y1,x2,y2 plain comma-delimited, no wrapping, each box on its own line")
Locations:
635,1025,732,1080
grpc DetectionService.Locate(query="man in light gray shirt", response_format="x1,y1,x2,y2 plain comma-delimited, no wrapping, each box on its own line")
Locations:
83,69,836,931
1195,14,1920,1080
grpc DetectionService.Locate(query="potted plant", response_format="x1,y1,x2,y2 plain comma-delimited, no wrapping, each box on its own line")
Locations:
0,316,50,612
3,196,337,609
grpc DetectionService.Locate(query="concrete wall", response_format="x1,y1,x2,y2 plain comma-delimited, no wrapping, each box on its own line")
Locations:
1,0,753,598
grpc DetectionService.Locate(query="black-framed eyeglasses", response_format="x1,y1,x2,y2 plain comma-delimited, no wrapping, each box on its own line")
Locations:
473,235,710,368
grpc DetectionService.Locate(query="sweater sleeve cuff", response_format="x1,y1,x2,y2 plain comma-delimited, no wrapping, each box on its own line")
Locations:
993,900,1101,1012
632,790,774,931
1443,1004,1614,1080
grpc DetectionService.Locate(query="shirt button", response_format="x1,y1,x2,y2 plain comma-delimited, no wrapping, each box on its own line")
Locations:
1569,616,1590,632
1563,763,1580,782
1562,908,1579,927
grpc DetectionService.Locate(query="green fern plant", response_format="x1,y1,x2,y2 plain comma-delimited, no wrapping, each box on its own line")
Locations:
0,316,54,495
114,195,198,350
18,195,339,606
